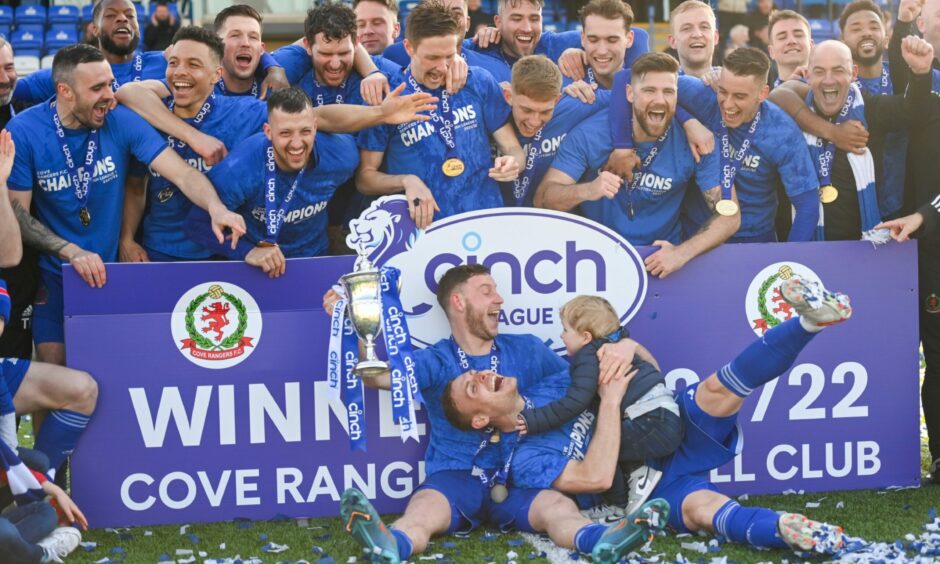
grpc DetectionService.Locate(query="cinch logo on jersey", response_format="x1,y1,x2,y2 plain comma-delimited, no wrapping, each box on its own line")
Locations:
36,157,118,192
170,282,263,369
562,410,595,461
250,201,328,225
741,154,761,171
744,262,824,336
398,104,478,147
348,196,648,353
524,134,566,157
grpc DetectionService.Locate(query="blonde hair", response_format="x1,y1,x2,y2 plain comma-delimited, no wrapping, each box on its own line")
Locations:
559,295,621,339
511,55,562,101
670,0,715,26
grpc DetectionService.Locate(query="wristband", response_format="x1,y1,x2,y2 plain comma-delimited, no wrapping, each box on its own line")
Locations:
367,69,384,77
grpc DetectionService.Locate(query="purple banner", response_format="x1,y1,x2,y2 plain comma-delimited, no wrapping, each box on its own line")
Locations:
64,237,918,528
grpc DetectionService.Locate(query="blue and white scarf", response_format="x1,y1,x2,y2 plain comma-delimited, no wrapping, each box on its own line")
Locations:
803,83,883,241
0,440,45,507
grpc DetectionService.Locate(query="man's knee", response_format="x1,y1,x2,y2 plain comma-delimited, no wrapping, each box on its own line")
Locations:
392,488,452,550
529,489,578,530
72,370,98,414
681,490,727,533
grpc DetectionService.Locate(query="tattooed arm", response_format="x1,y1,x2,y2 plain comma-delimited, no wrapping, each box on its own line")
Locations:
8,190,107,288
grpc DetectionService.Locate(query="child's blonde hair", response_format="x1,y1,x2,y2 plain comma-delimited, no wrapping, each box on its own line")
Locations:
559,295,621,339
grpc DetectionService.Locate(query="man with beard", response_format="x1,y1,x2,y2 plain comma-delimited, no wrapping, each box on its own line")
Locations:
5,44,246,367
838,0,907,218
500,55,608,206
184,86,438,276
654,48,821,243
14,1,288,106
356,2,524,229
113,27,270,263
470,0,648,84
767,10,813,87
535,53,737,279
355,0,400,56
212,5,290,100
768,38,932,240
440,277,853,556
322,264,647,564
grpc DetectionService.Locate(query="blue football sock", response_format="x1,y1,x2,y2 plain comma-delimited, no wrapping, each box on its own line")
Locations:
574,523,606,553
717,318,816,397
34,409,90,469
391,528,413,560
712,500,787,549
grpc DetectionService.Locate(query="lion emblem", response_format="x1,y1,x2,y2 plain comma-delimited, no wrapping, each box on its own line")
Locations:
346,196,420,267
201,302,230,341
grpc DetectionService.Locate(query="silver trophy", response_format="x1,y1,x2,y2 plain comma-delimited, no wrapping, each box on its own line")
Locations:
340,256,388,378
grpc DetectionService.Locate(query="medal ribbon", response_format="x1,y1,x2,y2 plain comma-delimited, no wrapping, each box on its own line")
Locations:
380,267,423,442
512,128,543,206
406,70,458,159
150,94,215,199
814,86,857,188
718,106,762,202
623,128,669,219
217,78,260,98
855,64,892,97
262,140,306,244
470,396,531,492
52,101,99,222
112,52,143,90
311,75,346,106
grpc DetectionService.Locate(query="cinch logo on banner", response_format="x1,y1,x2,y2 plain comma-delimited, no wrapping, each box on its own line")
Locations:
170,282,262,369
348,196,649,353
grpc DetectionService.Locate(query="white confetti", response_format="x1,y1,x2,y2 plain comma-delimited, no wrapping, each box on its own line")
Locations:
681,541,708,554
179,524,190,535
144,530,153,536
219,543,225,550
263,542,289,553
199,551,207,557
177,557,196,564
507,550,518,558
737,494,749,501
805,502,821,508
837,501,845,509
346,557,357,563
418,554,444,560
79,541,96,550
175,549,193,555
94,558,110,564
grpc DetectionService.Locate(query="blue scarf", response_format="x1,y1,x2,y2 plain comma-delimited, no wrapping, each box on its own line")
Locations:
803,83,881,240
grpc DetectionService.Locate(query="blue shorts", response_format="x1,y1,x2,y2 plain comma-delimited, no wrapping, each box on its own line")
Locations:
415,470,489,535
652,383,741,532
32,270,64,345
0,357,31,413
488,487,543,533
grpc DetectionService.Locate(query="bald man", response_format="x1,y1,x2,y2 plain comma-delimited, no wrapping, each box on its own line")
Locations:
768,38,933,240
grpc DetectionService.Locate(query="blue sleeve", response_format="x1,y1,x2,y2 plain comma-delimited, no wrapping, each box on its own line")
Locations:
774,125,819,200
381,43,411,67
694,140,720,191
625,27,650,67
477,71,511,134
541,31,582,61
413,348,448,393
520,346,598,435
13,69,54,105
271,45,312,85
374,55,402,76
116,108,171,165
610,69,633,149
676,75,718,126
184,206,253,260
676,106,693,125
357,123,393,152
6,119,34,191
0,280,10,322
550,127,594,181
787,189,820,242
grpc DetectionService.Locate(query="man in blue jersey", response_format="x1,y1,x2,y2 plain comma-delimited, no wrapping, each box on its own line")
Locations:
767,10,812,87
502,55,608,206
0,129,98,483
113,27,270,263
185,86,437,276
212,5,290,100
323,264,651,564
536,53,738,279
355,0,400,55
443,278,853,556
357,2,524,228
557,0,637,105
5,44,246,366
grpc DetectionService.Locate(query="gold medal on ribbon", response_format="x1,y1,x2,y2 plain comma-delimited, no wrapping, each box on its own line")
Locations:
442,158,465,177
715,199,739,217
489,430,501,444
490,484,508,503
820,185,838,204
79,207,91,227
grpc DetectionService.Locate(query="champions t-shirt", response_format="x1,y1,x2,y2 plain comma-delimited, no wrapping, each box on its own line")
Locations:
7,102,167,275
358,67,511,218
206,131,359,258
139,95,268,259
413,334,567,475
550,110,719,245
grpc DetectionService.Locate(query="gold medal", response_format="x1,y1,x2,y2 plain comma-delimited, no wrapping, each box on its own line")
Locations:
442,158,465,177
490,484,508,503
489,430,501,444
715,199,739,217
820,185,839,204
79,207,91,227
